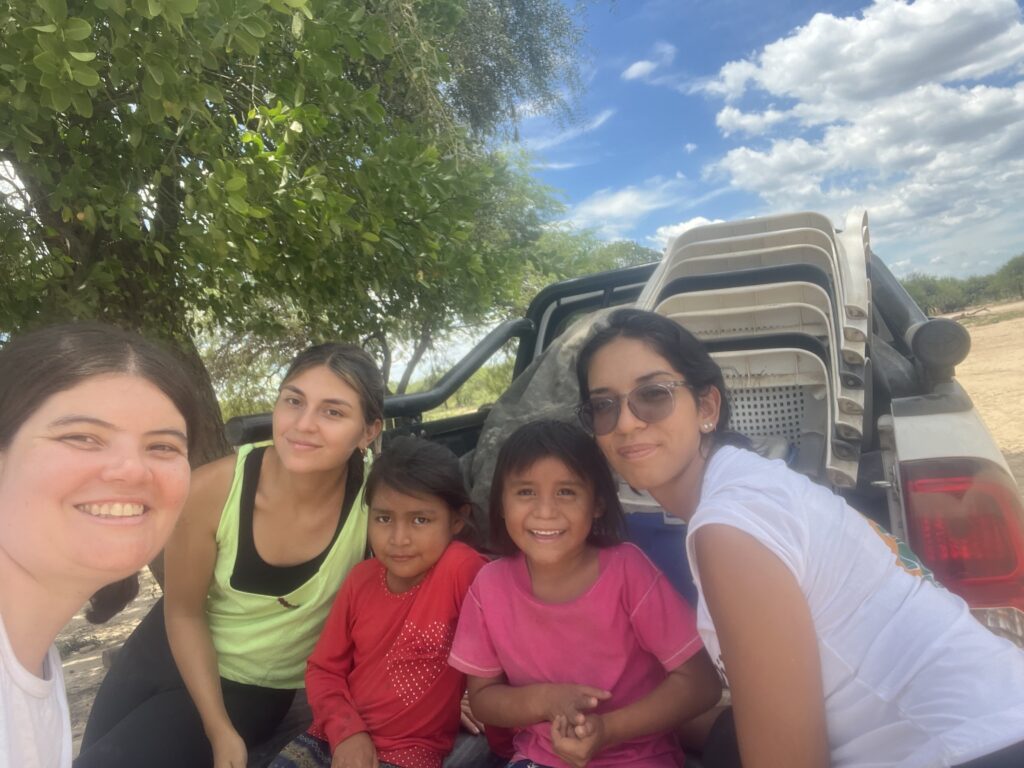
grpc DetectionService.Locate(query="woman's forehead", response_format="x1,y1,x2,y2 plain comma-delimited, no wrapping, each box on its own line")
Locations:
587,337,679,390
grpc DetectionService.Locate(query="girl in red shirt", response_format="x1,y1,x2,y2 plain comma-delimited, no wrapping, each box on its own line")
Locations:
271,437,487,768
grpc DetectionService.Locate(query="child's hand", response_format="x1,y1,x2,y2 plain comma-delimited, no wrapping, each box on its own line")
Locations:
540,683,612,726
550,714,606,768
331,732,378,768
460,691,486,735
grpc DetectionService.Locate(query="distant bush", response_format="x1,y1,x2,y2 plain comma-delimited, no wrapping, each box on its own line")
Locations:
900,254,1023,314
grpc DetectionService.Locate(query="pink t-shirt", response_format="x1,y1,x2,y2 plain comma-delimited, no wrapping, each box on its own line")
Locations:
449,543,702,768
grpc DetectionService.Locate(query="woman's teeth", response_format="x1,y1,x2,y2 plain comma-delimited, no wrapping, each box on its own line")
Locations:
78,503,146,518
530,529,563,538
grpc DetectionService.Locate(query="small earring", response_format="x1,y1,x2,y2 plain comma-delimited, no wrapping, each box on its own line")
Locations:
701,423,714,433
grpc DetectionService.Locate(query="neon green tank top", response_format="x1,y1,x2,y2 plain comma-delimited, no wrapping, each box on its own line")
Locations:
205,442,367,689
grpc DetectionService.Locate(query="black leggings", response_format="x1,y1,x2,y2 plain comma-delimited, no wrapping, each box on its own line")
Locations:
75,598,295,768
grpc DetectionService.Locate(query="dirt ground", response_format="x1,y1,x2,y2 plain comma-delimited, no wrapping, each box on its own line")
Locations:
57,303,1024,756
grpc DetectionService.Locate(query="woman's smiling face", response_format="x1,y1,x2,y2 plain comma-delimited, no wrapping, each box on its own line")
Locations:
272,364,380,475
586,336,719,504
0,374,191,591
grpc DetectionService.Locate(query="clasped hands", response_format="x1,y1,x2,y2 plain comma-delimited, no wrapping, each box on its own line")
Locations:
543,684,612,768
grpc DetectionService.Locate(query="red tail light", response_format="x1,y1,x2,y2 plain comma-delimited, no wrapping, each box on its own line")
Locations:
901,458,1024,610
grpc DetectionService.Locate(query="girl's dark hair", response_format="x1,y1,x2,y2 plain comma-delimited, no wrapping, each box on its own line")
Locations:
488,420,626,556
364,436,477,545
0,322,201,624
575,308,749,449
280,342,385,489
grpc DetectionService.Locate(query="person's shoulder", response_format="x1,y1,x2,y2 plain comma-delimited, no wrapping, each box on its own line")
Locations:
443,541,488,567
437,541,487,575
190,451,237,491
179,452,238,531
471,554,515,588
347,556,383,584
606,542,666,585
703,445,807,506
607,541,654,568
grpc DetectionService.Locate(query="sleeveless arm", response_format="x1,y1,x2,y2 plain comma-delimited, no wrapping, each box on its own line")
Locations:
164,456,243,765
693,523,828,768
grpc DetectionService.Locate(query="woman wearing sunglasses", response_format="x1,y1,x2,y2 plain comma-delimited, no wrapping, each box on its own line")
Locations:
575,308,1024,768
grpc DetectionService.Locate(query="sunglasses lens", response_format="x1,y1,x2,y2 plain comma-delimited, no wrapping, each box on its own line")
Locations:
584,398,620,436
629,383,676,424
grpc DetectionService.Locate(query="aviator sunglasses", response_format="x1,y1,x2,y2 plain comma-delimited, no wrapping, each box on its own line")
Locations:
577,380,695,436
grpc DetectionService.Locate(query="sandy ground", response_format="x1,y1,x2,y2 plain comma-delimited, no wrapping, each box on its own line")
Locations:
951,300,1024,484
58,303,1024,756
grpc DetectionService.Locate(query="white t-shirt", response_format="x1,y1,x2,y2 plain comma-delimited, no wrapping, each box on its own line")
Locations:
685,446,1024,768
0,613,72,768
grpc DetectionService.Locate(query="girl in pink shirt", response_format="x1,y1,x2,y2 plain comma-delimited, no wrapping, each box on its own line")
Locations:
449,420,721,768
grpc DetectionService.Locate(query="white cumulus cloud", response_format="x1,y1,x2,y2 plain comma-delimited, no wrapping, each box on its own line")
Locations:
697,0,1024,275
622,42,677,81
563,176,691,239
648,217,727,249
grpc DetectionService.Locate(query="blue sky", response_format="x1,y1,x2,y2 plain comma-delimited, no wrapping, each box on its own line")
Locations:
519,0,1024,278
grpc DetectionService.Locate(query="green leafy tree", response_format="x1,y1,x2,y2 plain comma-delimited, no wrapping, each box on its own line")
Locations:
0,0,583,459
994,254,1024,300
900,273,968,315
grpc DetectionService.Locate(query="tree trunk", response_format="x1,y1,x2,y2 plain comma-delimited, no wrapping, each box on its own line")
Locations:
397,326,432,394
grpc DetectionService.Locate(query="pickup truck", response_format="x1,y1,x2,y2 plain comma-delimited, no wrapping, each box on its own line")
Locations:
228,209,1024,651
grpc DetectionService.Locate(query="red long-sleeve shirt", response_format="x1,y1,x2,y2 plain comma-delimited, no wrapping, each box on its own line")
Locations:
306,542,486,768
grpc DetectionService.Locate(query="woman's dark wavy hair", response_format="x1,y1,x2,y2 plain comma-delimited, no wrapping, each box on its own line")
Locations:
364,435,478,546
0,322,201,624
280,342,385,490
488,419,626,556
575,308,750,450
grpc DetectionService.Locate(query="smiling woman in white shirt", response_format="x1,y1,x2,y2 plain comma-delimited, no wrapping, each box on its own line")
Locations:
0,323,198,768
576,308,1024,768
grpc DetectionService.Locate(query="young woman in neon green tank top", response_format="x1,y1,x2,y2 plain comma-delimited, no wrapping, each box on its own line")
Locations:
77,344,384,768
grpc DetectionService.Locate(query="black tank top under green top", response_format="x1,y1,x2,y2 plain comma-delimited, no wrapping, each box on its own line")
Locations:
230,446,360,596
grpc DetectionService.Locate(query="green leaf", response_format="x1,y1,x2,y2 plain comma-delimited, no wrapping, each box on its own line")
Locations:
71,65,100,87
227,194,249,214
32,51,58,74
163,6,183,30
71,90,93,117
361,231,379,242
148,64,164,85
288,120,302,133
350,7,365,23
142,71,161,98
148,0,163,17
294,82,305,105
37,0,68,22
31,24,58,32
49,86,72,112
240,18,266,39
63,17,93,41
225,176,246,192
68,50,97,62
170,0,197,13
230,29,260,56
291,12,303,39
